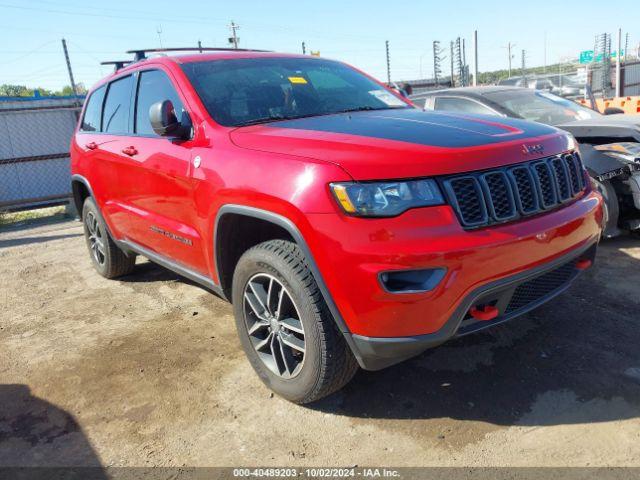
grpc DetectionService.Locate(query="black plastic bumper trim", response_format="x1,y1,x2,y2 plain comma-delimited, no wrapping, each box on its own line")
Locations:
351,238,598,371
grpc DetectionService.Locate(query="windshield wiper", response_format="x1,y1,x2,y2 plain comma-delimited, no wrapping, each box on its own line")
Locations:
337,106,386,114
236,105,409,127
236,114,287,127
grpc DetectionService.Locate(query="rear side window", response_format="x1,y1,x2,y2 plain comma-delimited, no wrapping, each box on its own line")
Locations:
102,75,133,134
135,70,184,135
80,85,106,132
434,96,497,116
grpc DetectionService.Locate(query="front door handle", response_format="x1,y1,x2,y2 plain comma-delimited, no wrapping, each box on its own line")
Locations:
85,142,98,150
122,146,138,156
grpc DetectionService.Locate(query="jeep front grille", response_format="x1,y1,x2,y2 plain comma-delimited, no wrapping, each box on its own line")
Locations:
442,153,587,229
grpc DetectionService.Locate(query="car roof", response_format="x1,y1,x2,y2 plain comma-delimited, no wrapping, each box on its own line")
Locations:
412,85,525,98
94,51,324,88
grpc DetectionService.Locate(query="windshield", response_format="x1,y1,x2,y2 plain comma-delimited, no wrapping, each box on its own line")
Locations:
181,57,410,127
483,89,600,125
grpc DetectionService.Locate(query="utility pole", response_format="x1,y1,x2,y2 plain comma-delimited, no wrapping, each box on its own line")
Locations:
302,41,306,55
502,42,516,78
433,40,442,86
616,28,622,97
624,33,629,64
197,40,202,53
385,40,391,85
473,30,478,86
61,38,78,97
462,38,467,86
229,21,240,49
450,41,454,87
521,49,527,87
543,31,547,73
597,32,612,97
156,25,163,48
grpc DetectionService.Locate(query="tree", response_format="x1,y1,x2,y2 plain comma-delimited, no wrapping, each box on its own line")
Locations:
0,84,30,97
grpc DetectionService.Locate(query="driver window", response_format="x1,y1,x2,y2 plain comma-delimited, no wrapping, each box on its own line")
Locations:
433,97,497,116
135,70,184,136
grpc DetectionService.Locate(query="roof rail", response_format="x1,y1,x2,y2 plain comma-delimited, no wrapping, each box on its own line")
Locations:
100,60,133,72
125,47,272,62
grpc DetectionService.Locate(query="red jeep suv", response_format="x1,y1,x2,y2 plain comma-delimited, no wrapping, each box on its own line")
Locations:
71,49,603,403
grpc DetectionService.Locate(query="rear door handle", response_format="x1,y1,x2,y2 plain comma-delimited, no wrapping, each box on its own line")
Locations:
85,142,98,150
122,146,138,156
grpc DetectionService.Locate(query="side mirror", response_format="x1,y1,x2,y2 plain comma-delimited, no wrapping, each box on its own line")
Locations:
603,107,625,115
149,100,191,139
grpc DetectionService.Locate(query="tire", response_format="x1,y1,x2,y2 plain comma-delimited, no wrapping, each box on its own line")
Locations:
82,197,136,279
232,240,358,404
593,177,622,238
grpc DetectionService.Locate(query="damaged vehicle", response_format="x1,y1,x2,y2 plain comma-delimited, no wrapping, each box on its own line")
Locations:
412,86,640,237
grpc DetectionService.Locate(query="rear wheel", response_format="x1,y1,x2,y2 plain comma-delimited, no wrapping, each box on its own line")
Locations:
82,197,136,278
232,240,358,404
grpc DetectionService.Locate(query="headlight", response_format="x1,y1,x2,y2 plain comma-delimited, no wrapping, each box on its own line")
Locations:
330,179,444,217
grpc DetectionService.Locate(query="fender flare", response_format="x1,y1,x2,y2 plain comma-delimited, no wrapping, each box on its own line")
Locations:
71,174,96,211
214,204,363,365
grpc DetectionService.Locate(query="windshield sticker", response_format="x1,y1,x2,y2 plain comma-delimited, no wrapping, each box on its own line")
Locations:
288,76,308,84
369,90,406,106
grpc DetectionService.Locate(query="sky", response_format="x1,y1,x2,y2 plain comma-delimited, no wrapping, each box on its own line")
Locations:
1,0,639,91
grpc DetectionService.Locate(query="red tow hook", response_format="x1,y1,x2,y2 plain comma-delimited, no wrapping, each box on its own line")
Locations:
469,305,499,321
575,258,593,270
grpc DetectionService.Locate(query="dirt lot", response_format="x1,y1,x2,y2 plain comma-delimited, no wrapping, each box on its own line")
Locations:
1,219,640,468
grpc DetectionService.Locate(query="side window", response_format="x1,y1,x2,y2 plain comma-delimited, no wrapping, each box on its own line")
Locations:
135,70,184,136
433,97,497,116
102,75,134,134
411,97,427,108
80,85,106,132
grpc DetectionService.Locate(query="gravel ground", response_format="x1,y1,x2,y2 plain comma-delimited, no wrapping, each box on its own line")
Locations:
1,219,640,468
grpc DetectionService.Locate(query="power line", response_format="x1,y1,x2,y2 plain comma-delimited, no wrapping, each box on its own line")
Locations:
0,40,57,65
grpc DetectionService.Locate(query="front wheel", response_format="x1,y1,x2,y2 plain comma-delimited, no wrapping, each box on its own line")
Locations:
593,177,621,238
232,240,358,404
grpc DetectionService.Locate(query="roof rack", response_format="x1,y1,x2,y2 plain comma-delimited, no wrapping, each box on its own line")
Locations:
125,47,272,62
100,60,133,72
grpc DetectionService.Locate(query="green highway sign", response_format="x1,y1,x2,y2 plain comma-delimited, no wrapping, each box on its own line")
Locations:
579,49,625,64
579,50,594,64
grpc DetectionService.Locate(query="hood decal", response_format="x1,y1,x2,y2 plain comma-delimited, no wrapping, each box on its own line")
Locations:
268,108,556,148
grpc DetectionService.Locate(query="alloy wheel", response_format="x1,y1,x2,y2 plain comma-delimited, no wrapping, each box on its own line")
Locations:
243,273,306,379
85,211,106,266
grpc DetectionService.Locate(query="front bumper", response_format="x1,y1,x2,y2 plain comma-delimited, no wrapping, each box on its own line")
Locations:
304,190,602,369
351,240,596,370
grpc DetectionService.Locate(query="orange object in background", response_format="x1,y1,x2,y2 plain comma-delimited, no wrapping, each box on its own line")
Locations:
575,96,640,114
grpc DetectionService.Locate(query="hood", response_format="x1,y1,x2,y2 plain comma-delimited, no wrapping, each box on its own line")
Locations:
558,114,640,143
230,109,570,180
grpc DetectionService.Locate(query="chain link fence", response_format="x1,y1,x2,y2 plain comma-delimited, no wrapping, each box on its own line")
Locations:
0,97,83,219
